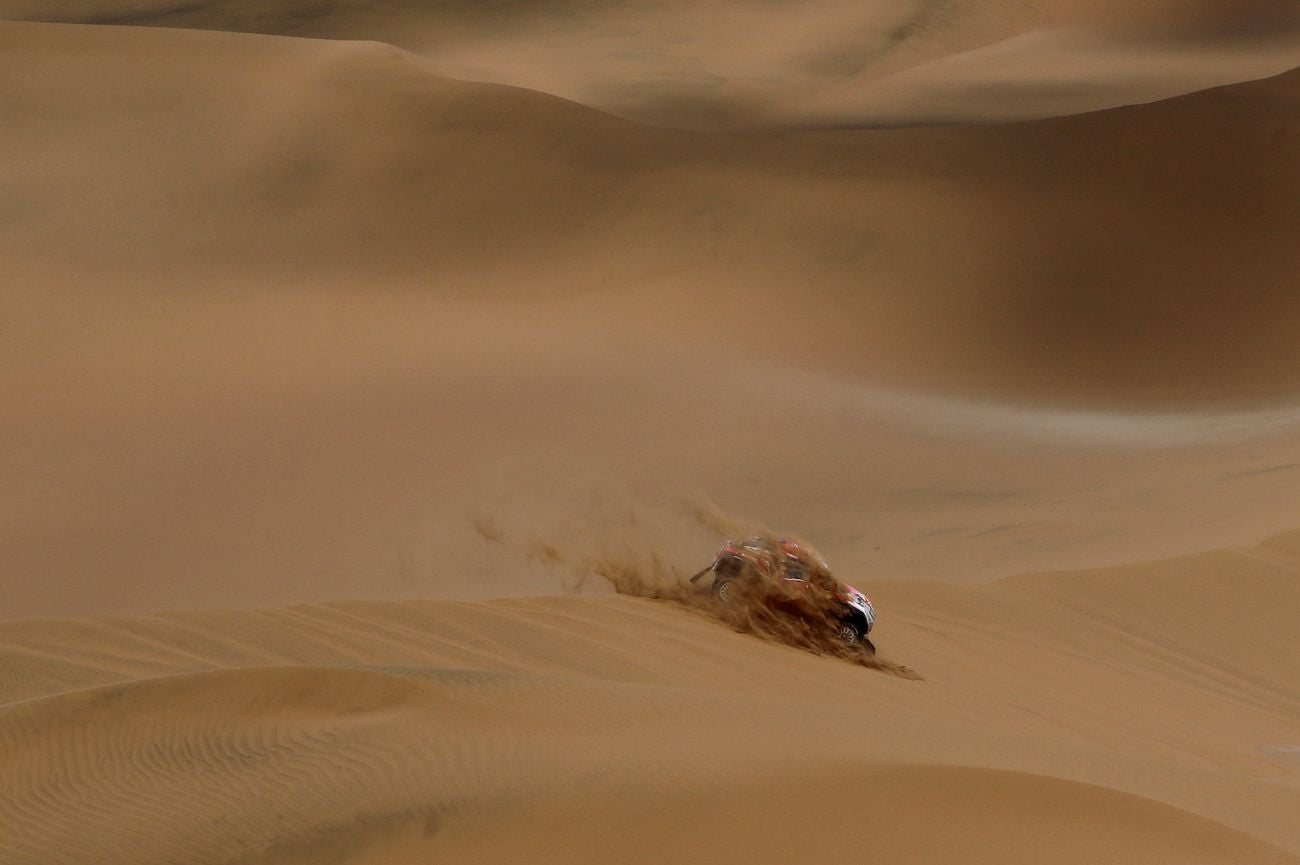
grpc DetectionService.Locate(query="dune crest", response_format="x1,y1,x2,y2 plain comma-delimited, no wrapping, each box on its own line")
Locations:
5,0,1297,125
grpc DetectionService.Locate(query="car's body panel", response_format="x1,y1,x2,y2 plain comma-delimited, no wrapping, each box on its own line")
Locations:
708,536,875,636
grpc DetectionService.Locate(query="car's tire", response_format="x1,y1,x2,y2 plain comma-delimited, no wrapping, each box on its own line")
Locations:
713,577,740,604
834,620,862,645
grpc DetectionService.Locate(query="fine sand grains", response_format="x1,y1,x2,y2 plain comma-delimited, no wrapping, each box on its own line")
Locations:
1,534,1298,864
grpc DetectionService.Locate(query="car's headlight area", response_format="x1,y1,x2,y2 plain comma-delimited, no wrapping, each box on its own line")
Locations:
845,594,875,632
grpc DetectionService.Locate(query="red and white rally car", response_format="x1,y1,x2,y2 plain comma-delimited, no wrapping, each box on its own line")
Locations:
691,536,876,650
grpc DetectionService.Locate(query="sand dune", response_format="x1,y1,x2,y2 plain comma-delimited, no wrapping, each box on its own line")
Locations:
798,25,1300,125
2,19,1298,621
2,5,1297,864
3,531,1298,863
0,1,1064,127
4,286,1300,617
5,0,1297,126
8,667,1292,865
3,21,1296,401
434,767,1299,865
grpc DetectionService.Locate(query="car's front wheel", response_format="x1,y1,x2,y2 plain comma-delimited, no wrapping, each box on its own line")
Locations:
834,620,862,645
713,577,740,604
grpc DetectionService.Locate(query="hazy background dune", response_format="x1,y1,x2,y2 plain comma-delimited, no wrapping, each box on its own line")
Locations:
2,18,1298,619
4,0,1298,126
1,3,1297,864
3,20,1296,401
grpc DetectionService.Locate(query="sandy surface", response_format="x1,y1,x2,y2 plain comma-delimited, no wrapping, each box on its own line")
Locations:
3,536,1300,863
1,2,1298,863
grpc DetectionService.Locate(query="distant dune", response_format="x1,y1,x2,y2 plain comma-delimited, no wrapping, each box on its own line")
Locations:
3,21,1297,404
4,0,1297,126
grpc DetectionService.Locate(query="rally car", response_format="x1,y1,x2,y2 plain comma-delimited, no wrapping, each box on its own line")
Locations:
691,535,876,650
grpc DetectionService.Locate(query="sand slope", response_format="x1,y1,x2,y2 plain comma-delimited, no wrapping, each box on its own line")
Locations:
2,531,1298,864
